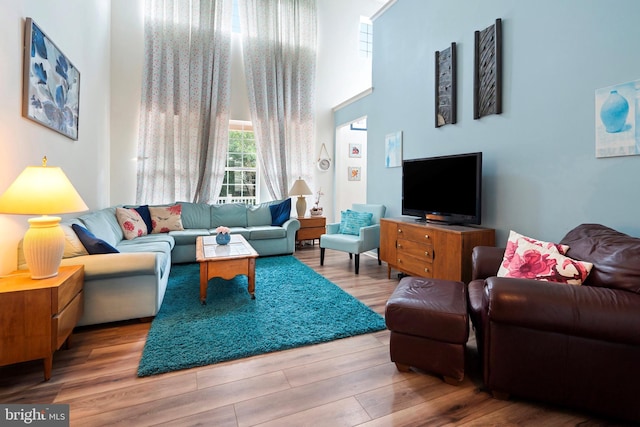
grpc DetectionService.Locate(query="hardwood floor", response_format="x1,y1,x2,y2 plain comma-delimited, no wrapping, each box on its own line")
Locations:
0,246,631,426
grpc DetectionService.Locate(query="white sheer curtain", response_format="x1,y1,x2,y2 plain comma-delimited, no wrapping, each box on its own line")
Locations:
239,0,317,200
137,0,233,205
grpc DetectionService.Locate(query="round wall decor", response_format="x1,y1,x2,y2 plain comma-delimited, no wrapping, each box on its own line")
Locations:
317,143,332,171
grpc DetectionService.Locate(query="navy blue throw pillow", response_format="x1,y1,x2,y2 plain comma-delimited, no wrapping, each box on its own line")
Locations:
269,198,291,226
134,205,153,232
71,224,120,254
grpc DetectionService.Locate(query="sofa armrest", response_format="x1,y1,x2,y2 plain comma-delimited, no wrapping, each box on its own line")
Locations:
360,224,381,249
59,252,161,280
281,217,301,233
472,246,505,280
485,277,640,345
325,222,340,234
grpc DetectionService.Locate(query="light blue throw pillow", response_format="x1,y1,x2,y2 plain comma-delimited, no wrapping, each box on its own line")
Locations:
338,209,352,234
340,210,373,235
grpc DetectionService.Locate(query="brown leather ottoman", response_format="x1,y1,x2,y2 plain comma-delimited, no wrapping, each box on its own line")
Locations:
385,276,469,384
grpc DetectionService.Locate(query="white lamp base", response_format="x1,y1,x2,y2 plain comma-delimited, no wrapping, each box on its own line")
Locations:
296,196,307,218
23,216,65,279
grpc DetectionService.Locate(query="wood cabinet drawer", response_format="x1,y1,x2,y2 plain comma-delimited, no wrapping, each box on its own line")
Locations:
53,290,84,350
396,225,436,244
297,227,325,240
299,217,326,228
397,239,434,261
53,267,84,313
396,253,433,278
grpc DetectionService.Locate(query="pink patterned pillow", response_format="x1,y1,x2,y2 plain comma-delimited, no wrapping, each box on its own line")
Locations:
116,207,148,240
497,238,592,285
149,204,184,233
498,230,569,276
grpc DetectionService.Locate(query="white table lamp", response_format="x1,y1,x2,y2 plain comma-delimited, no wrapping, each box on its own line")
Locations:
288,177,312,218
0,157,88,279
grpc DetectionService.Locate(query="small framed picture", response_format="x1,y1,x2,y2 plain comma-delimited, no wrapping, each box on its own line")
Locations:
349,143,362,158
385,131,402,168
348,166,361,181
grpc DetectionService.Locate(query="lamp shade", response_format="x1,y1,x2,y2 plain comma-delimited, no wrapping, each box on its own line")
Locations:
0,160,88,279
0,165,88,215
288,178,312,196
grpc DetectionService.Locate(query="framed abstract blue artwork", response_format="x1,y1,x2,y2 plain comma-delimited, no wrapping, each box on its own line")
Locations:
23,17,80,140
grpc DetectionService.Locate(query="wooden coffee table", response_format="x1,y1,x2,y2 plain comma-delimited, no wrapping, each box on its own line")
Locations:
195,234,259,304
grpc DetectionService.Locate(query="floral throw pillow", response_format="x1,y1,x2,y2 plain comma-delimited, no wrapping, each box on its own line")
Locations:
115,207,148,240
497,230,570,277
149,204,184,233
497,238,593,285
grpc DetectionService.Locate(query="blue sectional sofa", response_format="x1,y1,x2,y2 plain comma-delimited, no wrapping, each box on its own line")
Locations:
17,201,300,326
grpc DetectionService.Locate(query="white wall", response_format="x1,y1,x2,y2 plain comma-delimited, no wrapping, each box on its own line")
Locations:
335,118,367,216
0,0,111,274
315,0,386,221
110,0,144,205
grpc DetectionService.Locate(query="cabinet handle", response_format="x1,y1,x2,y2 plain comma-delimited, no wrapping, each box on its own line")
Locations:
424,251,429,257
424,234,430,239
398,228,403,233
397,259,402,263
397,243,402,248
424,267,429,273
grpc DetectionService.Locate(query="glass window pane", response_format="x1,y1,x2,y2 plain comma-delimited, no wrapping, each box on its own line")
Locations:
243,137,256,152
244,171,256,184
243,154,256,168
243,185,256,197
228,153,242,167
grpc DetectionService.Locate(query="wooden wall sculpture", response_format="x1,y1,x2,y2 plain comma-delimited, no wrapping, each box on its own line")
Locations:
435,42,457,127
474,18,502,119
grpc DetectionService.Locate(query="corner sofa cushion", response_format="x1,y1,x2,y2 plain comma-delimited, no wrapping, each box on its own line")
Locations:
116,207,148,240
78,207,123,247
269,199,291,226
72,224,120,254
248,225,287,240
61,221,89,257
149,204,184,233
169,229,210,245
211,203,247,228
248,200,277,226
560,223,640,293
178,202,212,229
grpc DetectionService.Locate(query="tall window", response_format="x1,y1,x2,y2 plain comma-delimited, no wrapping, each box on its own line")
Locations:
219,120,258,204
359,16,373,58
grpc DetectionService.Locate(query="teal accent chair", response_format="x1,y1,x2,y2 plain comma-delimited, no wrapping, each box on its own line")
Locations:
320,204,386,274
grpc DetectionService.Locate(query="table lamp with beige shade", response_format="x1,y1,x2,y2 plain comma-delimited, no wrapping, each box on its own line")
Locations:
0,157,88,279
288,177,312,218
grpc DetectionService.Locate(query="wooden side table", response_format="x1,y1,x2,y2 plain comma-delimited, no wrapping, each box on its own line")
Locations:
296,216,326,246
0,265,84,381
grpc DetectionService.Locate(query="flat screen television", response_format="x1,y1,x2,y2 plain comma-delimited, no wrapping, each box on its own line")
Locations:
402,152,482,225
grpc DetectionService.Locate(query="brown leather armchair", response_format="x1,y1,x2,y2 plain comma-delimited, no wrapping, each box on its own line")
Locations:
468,224,640,423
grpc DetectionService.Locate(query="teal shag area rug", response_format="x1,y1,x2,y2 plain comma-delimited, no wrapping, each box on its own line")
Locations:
137,256,386,376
